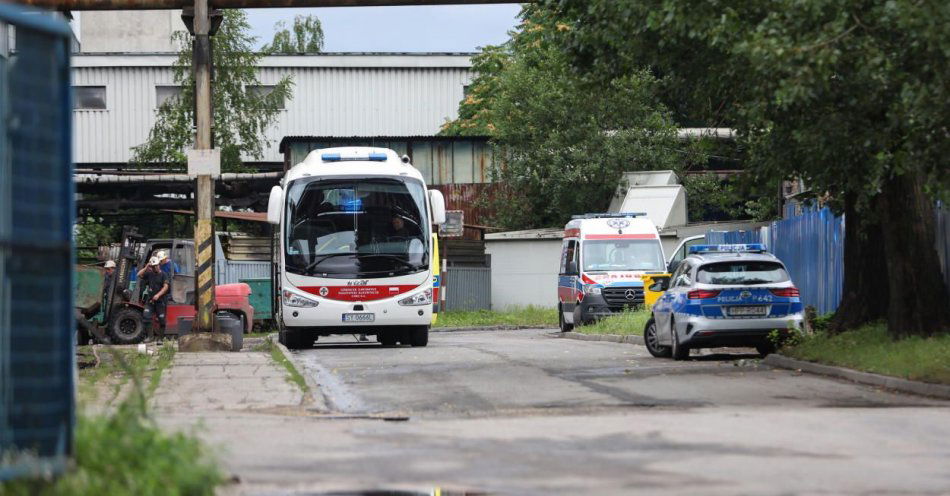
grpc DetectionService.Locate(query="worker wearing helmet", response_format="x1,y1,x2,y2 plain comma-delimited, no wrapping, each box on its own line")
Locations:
137,256,170,340
102,260,116,304
156,250,180,277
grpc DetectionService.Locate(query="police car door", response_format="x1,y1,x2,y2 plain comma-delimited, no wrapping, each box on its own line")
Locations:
653,261,681,344
660,261,692,345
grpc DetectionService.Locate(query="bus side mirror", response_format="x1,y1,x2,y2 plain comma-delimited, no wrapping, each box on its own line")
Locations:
429,189,446,225
266,186,282,225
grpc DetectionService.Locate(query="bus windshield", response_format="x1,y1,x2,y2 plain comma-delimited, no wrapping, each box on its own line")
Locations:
284,177,429,278
582,239,664,272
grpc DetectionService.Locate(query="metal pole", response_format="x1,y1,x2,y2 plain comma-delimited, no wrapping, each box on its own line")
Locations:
192,0,216,333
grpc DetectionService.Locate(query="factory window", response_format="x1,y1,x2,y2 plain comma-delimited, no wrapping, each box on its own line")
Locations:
156,86,182,108
73,86,106,110
247,85,284,110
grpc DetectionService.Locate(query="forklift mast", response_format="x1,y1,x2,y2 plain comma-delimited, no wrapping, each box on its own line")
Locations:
104,226,146,321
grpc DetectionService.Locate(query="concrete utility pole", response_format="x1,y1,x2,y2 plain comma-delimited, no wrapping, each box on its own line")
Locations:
189,0,217,341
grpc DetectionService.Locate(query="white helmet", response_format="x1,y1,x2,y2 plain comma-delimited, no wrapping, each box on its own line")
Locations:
156,250,168,261
148,256,161,266
104,260,116,269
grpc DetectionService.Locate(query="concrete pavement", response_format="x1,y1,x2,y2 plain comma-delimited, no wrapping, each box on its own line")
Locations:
154,329,950,495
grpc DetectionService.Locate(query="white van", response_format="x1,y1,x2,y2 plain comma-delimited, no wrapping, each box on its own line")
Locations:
557,213,666,332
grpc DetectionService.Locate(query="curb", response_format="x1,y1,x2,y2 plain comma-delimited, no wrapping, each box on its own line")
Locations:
558,331,644,346
432,325,558,333
267,333,329,412
763,354,950,400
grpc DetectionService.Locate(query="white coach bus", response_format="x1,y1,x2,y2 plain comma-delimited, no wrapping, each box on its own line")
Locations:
266,147,446,349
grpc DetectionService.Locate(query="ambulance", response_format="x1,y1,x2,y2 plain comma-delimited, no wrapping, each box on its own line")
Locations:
557,213,666,332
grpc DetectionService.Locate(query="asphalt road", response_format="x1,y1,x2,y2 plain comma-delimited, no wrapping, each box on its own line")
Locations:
175,329,950,495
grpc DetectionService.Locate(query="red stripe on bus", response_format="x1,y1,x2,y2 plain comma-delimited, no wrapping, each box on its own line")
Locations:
299,285,417,302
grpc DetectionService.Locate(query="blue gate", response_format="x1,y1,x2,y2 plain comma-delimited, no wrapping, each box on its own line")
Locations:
0,5,75,480
769,207,845,316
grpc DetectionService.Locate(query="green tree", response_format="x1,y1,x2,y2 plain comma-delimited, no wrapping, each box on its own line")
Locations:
132,9,293,172
445,7,680,229
262,14,324,54
548,0,950,337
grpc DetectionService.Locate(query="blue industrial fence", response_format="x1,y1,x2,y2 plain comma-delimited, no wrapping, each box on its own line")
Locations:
769,208,845,315
0,6,75,480
709,203,950,316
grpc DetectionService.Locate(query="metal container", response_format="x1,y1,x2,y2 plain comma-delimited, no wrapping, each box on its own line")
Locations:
240,278,273,323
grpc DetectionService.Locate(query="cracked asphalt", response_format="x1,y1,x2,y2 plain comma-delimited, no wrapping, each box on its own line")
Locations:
160,329,950,495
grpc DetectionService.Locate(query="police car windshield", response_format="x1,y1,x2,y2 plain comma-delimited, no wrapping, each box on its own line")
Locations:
582,240,664,272
697,261,789,285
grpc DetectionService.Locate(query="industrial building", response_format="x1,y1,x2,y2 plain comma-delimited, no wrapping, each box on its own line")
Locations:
72,52,475,168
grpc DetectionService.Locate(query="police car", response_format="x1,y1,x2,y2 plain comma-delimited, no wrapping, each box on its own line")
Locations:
645,243,804,360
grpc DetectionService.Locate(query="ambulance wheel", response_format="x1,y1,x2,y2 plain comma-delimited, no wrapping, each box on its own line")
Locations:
409,326,429,347
108,307,146,345
558,304,573,333
644,319,671,358
671,321,689,361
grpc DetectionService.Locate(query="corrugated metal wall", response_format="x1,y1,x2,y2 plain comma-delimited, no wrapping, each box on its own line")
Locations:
769,207,844,315
444,266,491,311
935,204,950,299
0,6,74,479
72,57,472,165
286,137,494,186
215,260,270,285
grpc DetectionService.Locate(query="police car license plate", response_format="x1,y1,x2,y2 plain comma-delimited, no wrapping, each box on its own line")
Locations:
342,313,375,323
727,306,768,317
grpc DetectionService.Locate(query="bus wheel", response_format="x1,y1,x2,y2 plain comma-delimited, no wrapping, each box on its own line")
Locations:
409,326,429,347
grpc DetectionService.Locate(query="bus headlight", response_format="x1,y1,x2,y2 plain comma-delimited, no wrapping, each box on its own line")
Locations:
584,285,602,295
282,290,319,308
398,288,432,306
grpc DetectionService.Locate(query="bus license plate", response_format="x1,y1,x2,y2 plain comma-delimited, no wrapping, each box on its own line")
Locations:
727,306,768,317
342,313,375,323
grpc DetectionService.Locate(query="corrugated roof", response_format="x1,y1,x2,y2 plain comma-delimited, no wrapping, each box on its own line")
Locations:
278,135,491,153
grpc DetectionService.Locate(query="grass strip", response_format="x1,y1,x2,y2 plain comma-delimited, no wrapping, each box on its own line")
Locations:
574,309,652,336
5,344,222,495
262,337,310,393
434,306,558,328
781,322,950,385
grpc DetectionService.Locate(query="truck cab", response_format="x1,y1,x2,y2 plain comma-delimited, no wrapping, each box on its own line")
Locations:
558,213,666,332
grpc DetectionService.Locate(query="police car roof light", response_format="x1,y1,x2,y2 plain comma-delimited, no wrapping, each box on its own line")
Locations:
570,212,647,220
688,243,767,254
321,152,388,162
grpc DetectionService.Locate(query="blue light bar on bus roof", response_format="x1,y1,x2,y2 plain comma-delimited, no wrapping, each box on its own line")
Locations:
321,152,388,162
689,243,767,254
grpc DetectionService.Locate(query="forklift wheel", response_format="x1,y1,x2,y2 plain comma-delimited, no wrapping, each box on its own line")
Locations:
108,307,146,345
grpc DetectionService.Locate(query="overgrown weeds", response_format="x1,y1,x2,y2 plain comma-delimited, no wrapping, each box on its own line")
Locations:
2,343,223,495
781,322,950,385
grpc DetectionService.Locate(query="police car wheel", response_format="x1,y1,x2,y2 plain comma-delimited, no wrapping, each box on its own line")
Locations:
644,319,671,358
558,305,573,333
671,321,690,361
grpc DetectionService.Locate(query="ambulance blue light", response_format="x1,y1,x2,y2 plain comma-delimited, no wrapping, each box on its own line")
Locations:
689,243,767,254
321,153,341,161
367,153,388,161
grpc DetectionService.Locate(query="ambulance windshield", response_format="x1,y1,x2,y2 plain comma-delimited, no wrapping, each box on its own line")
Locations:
283,176,429,278
582,240,664,272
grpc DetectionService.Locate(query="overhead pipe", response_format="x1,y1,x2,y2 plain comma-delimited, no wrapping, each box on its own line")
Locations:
15,0,520,10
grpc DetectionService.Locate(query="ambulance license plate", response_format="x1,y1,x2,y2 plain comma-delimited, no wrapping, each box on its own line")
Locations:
727,306,768,317
342,313,375,323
